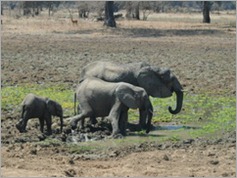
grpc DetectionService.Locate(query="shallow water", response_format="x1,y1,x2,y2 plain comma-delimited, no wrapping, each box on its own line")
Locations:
155,125,199,130
66,124,200,145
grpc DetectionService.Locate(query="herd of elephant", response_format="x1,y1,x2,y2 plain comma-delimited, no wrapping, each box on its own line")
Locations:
16,61,183,137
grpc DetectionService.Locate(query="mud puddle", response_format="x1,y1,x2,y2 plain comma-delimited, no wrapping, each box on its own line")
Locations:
63,122,201,148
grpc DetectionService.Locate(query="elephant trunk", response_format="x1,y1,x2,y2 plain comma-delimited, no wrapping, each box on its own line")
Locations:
16,119,27,133
168,90,183,114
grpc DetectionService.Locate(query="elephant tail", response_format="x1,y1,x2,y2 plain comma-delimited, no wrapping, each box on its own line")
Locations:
74,93,77,116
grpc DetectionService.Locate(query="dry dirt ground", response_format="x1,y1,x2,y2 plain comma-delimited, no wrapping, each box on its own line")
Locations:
1,11,236,177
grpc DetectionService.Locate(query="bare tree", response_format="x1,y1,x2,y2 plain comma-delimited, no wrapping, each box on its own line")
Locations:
133,2,140,20
125,2,154,21
125,2,140,20
1,2,3,15
140,2,152,20
21,1,56,17
77,2,90,18
125,1,132,19
43,1,60,16
203,1,211,23
104,1,116,27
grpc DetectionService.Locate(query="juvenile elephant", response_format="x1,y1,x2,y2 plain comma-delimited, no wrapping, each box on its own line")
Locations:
80,61,183,117
71,77,153,136
16,93,63,135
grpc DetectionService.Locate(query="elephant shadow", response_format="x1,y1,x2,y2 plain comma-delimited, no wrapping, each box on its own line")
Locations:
127,123,166,138
127,123,201,138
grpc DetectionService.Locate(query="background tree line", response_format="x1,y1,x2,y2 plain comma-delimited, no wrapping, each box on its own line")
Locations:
1,1,236,26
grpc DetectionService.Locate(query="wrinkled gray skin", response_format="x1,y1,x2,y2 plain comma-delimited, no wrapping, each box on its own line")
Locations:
71,78,153,136
78,61,183,129
16,93,63,135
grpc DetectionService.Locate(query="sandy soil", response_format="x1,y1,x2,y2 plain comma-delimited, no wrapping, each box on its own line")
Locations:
1,11,236,177
1,140,236,177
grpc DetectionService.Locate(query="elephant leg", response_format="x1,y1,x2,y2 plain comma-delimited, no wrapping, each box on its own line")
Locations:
90,116,97,125
78,118,85,130
71,112,90,130
45,116,52,135
17,110,30,132
39,117,45,133
78,116,97,129
108,103,122,136
139,109,147,130
119,110,128,136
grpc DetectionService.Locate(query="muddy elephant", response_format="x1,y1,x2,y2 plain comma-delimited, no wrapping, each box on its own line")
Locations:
71,78,153,137
79,61,183,128
16,93,63,135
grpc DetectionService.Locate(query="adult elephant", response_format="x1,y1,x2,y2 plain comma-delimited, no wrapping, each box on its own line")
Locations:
71,77,153,137
79,61,183,118
16,93,63,135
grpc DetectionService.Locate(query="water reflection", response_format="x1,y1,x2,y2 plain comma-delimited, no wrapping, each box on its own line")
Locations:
155,125,200,130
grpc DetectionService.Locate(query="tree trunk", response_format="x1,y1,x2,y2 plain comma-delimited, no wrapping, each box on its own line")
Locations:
125,2,132,19
203,1,211,23
104,1,116,27
134,2,140,20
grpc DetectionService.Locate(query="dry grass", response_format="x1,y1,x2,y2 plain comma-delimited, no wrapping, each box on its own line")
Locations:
2,9,235,36
1,9,236,94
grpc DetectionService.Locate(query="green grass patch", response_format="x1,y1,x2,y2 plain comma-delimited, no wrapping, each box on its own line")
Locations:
35,137,63,147
128,92,235,140
147,92,235,138
68,143,97,154
2,84,235,140
1,84,75,117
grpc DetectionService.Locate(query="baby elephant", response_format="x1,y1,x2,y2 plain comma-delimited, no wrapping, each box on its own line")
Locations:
16,93,63,135
71,77,153,137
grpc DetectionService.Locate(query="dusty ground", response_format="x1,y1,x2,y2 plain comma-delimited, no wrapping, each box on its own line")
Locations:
1,135,236,177
1,11,236,177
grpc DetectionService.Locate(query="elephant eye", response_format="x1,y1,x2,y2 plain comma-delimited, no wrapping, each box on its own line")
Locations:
134,93,140,99
159,75,167,82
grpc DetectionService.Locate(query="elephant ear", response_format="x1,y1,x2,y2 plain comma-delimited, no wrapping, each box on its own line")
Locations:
152,67,172,82
46,99,55,114
137,66,162,97
137,66,174,98
116,84,139,109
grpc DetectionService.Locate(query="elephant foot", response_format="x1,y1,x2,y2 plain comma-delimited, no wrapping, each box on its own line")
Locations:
90,118,97,125
16,125,27,133
19,129,27,133
46,131,52,136
54,128,61,134
38,134,47,141
71,121,78,130
16,123,23,131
